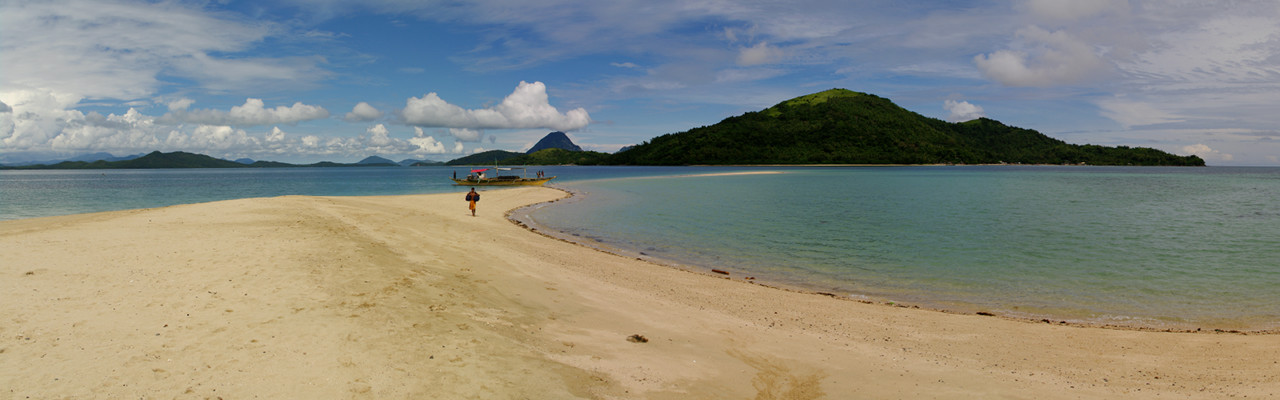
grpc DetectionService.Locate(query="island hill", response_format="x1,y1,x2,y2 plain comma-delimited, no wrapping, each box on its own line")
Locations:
4,89,1203,169
605,89,1202,166
456,89,1202,166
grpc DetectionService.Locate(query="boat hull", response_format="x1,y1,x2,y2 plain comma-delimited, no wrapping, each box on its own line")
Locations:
450,177,555,186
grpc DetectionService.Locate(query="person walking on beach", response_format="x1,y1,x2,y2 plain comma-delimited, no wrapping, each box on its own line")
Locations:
465,188,480,216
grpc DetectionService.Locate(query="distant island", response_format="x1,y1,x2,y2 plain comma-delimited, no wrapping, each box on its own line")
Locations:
2,89,1203,169
0,151,426,169
609,89,1204,166
444,132,608,166
445,148,610,166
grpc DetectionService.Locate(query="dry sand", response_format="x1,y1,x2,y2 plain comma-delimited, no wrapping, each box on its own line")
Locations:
3,187,1278,399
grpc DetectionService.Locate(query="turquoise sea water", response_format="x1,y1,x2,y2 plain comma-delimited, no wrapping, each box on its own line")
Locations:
4,166,1279,330
519,166,1280,331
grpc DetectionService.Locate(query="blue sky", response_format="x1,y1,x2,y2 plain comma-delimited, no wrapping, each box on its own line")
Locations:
3,0,1280,165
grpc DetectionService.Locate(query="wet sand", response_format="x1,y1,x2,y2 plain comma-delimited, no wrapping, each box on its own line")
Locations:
3,187,1278,399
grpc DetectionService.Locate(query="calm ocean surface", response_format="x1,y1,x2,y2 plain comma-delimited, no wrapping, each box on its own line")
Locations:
518,166,1280,331
4,165,1279,330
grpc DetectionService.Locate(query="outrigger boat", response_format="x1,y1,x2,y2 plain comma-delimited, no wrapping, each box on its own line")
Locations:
451,166,555,186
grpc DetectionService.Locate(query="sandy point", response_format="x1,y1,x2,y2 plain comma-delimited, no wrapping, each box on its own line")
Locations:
2,186,1278,399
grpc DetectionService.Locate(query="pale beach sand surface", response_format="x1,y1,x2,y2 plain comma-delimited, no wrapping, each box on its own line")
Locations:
3,187,1279,399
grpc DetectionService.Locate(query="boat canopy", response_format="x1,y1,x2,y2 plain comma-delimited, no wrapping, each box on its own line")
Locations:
470,168,489,173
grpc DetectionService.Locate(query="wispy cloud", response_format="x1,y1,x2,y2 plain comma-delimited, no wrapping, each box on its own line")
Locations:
1022,0,1130,23
1096,99,1183,128
0,0,324,100
736,42,786,66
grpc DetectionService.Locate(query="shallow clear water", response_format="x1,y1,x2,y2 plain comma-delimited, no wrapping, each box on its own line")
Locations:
523,166,1280,330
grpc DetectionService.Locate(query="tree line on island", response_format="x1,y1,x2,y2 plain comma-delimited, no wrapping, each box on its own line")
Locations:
3,89,1204,169
604,89,1201,166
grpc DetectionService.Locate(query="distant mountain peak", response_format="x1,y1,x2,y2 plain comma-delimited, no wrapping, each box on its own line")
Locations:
527,131,582,154
357,156,396,165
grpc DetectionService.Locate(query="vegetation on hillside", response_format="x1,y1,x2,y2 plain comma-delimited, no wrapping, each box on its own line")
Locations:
609,89,1204,166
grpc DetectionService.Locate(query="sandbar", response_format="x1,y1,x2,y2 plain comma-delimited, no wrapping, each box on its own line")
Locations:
3,187,1278,399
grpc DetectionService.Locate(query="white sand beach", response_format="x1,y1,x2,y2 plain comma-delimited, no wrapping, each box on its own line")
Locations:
3,187,1278,399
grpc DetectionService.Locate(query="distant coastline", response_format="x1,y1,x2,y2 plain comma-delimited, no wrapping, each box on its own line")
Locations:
0,151,435,170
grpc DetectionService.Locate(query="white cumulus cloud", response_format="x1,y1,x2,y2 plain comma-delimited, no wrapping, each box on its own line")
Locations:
344,102,383,122
365,124,394,147
944,99,986,122
2,89,96,151
402,81,590,131
449,128,483,142
975,26,1109,87
358,124,418,155
161,98,330,126
171,125,258,150
1183,143,1232,162
410,127,448,154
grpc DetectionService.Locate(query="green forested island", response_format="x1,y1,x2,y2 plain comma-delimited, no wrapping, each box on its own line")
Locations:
608,89,1203,166
3,89,1203,169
